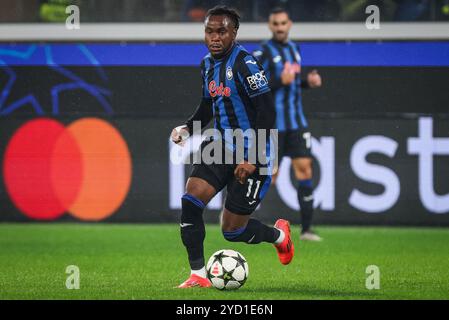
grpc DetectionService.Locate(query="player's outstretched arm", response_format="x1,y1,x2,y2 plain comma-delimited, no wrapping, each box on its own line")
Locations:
170,97,213,145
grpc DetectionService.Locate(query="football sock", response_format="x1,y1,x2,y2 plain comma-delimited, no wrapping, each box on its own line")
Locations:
222,219,280,244
298,179,314,233
181,194,206,270
274,228,285,244
191,266,207,278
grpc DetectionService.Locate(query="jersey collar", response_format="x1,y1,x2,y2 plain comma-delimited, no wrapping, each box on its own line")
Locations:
270,38,290,47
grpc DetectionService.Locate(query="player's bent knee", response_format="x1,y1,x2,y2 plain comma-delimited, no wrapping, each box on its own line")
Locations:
185,177,216,205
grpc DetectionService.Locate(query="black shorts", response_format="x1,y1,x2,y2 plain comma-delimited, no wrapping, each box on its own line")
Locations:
277,129,312,159
190,140,272,215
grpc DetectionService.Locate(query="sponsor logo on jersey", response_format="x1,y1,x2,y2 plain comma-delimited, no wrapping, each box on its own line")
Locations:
208,80,231,97
246,71,268,90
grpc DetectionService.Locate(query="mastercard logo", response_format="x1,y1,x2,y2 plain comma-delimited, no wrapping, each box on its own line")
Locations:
3,118,132,221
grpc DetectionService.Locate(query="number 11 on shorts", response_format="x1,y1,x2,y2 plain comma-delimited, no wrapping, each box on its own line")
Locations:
246,178,261,199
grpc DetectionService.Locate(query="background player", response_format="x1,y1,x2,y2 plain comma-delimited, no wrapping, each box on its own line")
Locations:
254,7,323,241
170,6,294,288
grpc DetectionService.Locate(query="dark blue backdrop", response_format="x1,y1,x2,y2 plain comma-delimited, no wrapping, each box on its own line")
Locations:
1,42,449,66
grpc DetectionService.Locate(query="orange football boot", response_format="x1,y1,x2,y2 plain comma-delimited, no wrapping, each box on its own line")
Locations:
273,219,295,265
177,274,211,288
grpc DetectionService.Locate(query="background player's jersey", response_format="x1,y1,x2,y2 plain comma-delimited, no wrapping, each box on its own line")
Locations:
254,39,308,132
201,43,271,134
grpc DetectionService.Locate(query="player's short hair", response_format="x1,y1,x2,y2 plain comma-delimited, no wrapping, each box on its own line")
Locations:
269,7,290,18
206,5,241,30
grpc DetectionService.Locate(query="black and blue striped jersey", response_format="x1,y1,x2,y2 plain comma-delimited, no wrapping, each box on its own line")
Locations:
185,42,276,164
201,42,271,133
254,39,309,132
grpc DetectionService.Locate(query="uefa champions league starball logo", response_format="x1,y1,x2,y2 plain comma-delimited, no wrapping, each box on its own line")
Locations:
0,44,112,116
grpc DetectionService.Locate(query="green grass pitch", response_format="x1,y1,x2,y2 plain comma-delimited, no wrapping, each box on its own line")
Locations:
0,223,448,300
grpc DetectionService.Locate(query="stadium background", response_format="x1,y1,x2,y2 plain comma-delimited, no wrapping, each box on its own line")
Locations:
1,0,448,227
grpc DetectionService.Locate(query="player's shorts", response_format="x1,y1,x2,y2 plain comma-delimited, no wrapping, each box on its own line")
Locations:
277,129,312,159
190,139,272,216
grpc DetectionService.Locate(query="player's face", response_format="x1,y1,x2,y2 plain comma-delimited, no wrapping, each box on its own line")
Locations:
205,15,236,58
269,12,292,43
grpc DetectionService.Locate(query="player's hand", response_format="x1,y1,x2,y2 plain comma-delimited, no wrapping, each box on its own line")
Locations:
281,62,296,85
234,161,256,184
171,125,190,146
307,69,322,88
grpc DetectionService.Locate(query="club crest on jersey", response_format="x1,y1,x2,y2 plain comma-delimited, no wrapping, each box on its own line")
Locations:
246,71,268,90
226,66,233,80
209,80,231,97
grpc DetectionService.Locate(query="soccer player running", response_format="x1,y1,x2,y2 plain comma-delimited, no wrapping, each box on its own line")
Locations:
254,8,323,241
171,6,294,288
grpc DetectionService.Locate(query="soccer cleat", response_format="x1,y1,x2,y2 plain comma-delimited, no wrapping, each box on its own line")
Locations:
177,274,211,289
300,231,323,242
273,219,294,265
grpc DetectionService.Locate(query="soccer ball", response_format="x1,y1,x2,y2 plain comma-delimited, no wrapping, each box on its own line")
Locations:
206,249,249,290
